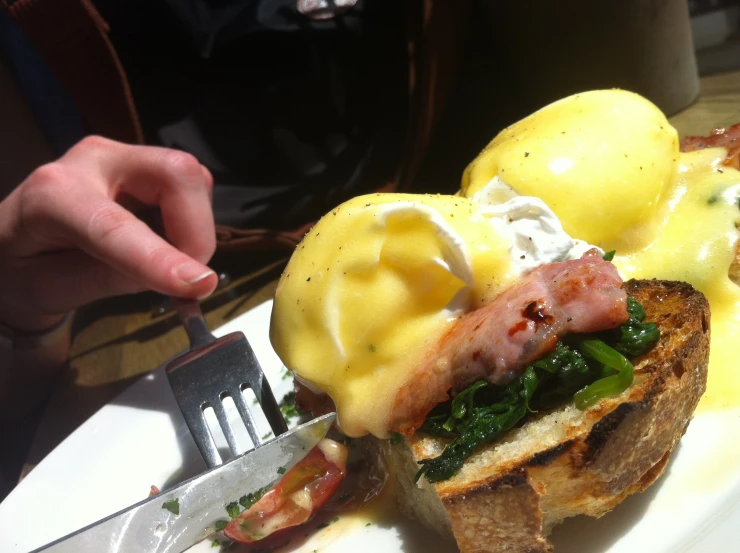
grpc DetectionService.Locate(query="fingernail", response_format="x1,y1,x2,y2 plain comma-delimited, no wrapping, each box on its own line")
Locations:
175,264,215,285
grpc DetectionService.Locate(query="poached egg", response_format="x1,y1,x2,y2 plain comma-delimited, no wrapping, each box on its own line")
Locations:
270,193,590,437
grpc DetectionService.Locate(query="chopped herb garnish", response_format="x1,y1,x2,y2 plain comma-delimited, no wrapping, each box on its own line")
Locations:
211,540,221,548
238,486,270,510
214,519,229,531
225,502,240,519
389,432,404,445
280,391,300,421
277,466,286,475
368,344,376,352
366,522,372,527
317,523,329,530
262,431,273,440
162,499,179,516
707,188,740,207
602,250,616,261
333,516,339,523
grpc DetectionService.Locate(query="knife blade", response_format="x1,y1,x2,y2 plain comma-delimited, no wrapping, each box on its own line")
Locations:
31,413,335,553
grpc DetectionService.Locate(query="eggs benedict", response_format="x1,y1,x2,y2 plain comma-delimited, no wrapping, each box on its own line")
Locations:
265,88,730,553
270,192,612,438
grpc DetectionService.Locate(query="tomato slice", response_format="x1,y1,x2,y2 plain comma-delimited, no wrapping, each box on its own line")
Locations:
224,438,348,545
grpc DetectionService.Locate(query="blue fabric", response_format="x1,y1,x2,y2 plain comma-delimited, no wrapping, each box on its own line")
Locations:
0,9,86,154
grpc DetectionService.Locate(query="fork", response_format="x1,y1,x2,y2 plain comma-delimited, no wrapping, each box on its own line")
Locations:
166,298,288,468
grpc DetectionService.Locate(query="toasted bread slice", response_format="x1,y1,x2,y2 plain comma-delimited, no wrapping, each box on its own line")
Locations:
380,279,710,553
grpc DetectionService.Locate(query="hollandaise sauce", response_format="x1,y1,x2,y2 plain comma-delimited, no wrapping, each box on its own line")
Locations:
270,194,518,438
615,148,740,412
462,88,740,412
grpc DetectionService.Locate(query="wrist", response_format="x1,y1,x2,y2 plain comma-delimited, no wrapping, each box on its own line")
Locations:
0,318,73,421
0,311,74,350
0,312,68,333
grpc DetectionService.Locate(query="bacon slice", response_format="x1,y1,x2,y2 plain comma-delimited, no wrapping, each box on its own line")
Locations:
680,122,740,169
391,250,628,435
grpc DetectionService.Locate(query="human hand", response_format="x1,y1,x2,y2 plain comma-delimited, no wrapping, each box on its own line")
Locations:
0,136,218,332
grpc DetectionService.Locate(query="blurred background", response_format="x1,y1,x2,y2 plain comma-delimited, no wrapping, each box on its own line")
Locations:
1,0,740,502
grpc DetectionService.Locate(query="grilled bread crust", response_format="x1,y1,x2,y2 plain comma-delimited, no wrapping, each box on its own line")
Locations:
380,279,710,553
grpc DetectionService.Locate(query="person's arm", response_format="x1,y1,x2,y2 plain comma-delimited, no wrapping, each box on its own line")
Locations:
0,136,218,420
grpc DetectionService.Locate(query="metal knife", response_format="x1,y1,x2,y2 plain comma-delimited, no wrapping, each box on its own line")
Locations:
30,413,335,553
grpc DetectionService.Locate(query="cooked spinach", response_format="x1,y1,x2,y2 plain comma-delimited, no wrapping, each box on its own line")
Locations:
610,297,660,357
415,299,657,484
416,367,537,483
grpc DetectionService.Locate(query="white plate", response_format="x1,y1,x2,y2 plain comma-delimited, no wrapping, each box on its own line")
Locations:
1,299,739,552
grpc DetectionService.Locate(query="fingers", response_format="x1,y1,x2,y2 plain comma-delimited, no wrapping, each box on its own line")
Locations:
72,195,218,299
3,137,221,325
63,137,217,264
20,179,217,300
8,250,212,316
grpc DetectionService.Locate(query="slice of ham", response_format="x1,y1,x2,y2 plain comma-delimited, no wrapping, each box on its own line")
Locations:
680,122,740,169
391,249,628,435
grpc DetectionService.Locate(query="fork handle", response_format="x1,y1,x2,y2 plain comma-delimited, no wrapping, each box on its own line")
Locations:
171,298,216,350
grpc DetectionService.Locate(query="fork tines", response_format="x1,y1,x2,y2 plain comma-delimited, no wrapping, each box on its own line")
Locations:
167,300,288,469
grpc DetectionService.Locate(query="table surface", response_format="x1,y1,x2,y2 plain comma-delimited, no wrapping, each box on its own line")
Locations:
21,69,740,476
